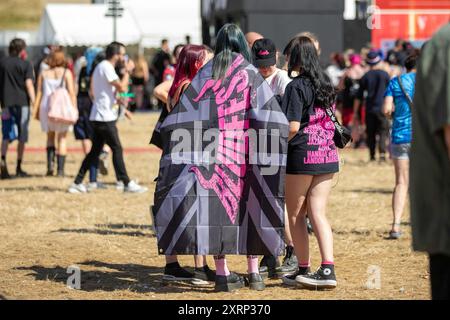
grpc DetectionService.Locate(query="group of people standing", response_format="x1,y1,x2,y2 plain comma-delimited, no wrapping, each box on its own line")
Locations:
0,39,148,194
151,24,342,292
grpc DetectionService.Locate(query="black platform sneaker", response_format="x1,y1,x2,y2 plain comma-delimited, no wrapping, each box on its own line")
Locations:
244,273,265,291
215,272,245,292
192,265,216,286
259,255,280,279
281,266,311,287
162,262,194,282
276,246,298,277
295,265,337,289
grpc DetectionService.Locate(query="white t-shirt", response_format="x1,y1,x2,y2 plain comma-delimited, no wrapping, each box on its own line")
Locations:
264,68,291,97
90,60,120,122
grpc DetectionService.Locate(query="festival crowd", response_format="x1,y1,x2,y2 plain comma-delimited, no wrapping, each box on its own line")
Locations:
0,23,449,299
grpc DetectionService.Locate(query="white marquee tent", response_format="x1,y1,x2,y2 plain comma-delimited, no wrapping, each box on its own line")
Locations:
37,0,202,48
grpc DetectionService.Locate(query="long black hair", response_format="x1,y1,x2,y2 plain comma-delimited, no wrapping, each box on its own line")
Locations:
212,23,251,80
288,36,336,108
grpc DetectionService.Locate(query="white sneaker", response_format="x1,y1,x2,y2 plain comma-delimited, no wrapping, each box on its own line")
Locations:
68,183,87,194
124,180,148,193
116,180,124,191
87,182,107,192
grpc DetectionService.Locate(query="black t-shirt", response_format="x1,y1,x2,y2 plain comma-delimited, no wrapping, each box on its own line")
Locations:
281,76,339,175
357,69,390,114
151,50,171,86
0,56,34,108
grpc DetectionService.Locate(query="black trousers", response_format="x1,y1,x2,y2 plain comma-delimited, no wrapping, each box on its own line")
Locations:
74,121,130,185
366,111,390,160
430,254,450,300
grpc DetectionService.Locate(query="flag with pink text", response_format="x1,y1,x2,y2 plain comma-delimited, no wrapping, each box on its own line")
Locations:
152,53,289,255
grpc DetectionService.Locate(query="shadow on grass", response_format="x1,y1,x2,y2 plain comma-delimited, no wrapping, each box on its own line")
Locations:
0,185,62,192
15,260,213,294
344,188,392,195
52,228,154,238
95,223,153,230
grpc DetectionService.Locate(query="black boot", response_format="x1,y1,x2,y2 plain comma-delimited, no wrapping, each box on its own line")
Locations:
1,158,10,180
46,146,56,176
15,158,29,177
56,155,66,177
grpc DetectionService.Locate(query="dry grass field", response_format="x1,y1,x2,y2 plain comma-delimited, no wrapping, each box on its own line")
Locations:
0,112,430,300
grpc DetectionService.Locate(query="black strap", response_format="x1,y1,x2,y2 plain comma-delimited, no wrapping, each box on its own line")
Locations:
397,75,413,109
325,107,345,134
59,68,67,88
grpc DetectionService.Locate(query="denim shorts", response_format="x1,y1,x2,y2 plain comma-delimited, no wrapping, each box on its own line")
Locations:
390,143,410,160
1,105,30,142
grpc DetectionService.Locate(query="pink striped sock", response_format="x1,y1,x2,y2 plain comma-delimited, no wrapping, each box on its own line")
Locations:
214,256,230,276
247,256,259,274
322,261,334,265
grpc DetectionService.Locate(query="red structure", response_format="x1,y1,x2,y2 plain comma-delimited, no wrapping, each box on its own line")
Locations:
371,0,450,51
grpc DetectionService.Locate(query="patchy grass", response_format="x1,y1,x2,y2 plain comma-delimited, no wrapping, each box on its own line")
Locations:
0,112,430,300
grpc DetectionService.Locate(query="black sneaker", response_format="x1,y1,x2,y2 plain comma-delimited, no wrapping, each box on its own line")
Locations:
281,266,310,287
259,255,280,279
295,265,337,289
192,265,216,286
245,273,265,291
215,272,244,292
276,246,298,277
162,262,194,282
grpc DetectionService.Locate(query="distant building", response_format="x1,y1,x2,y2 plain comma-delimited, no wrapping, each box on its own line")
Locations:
201,0,345,63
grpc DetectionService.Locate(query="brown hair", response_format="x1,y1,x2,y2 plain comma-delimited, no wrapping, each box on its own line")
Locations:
47,50,66,68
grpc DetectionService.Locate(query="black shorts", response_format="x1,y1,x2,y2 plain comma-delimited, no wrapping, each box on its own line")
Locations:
74,95,94,140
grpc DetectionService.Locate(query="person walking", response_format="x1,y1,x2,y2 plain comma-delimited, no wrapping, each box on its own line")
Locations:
410,24,450,300
35,50,77,177
280,36,339,289
68,42,147,194
383,53,418,239
353,50,391,162
0,38,35,179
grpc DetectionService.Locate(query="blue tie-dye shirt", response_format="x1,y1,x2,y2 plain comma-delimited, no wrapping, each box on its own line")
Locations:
385,72,416,144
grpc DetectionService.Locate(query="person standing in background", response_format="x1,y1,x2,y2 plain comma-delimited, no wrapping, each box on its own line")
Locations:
0,38,35,179
383,53,418,239
131,55,149,110
410,24,450,300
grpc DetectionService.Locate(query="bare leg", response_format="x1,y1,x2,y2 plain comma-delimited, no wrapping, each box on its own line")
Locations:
284,206,294,246
57,132,67,155
1,140,9,157
17,141,26,161
47,132,55,148
286,174,313,265
391,159,409,233
194,255,208,268
165,255,178,264
307,174,335,263
81,139,92,155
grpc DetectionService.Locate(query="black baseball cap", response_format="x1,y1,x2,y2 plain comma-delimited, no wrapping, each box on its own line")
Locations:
252,38,277,68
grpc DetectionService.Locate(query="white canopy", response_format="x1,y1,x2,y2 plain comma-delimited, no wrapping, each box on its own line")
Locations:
123,0,202,48
37,4,142,46
37,1,202,48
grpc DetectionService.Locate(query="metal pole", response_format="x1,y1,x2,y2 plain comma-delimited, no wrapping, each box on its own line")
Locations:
113,14,117,42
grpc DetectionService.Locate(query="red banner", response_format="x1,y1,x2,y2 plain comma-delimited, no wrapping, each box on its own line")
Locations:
375,0,450,10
